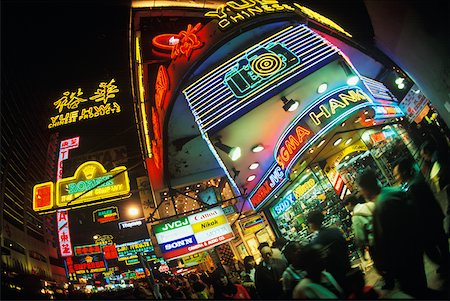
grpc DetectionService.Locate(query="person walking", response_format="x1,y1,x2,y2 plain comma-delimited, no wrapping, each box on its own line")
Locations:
211,268,250,299
394,158,449,277
306,210,351,292
254,243,287,299
356,168,428,298
344,193,375,260
281,241,306,298
240,256,258,299
292,244,343,299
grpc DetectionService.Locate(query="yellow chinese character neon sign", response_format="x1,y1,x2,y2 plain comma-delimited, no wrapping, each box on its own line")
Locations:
48,79,122,129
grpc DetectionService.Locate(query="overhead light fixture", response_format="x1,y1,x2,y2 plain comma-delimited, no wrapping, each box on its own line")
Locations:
397,83,405,89
345,138,352,145
247,175,256,182
309,148,314,153
317,83,328,94
333,138,342,146
318,139,326,147
252,144,264,153
249,163,259,170
395,77,404,85
281,96,299,112
340,61,359,86
215,141,241,161
341,122,346,127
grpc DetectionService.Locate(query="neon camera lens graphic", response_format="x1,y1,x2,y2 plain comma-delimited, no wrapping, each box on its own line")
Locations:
224,43,300,98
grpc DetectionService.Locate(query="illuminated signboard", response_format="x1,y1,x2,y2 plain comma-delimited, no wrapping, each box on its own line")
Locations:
183,24,340,133
249,86,372,209
171,23,203,60
57,209,73,257
95,235,114,246
118,218,145,230
65,254,108,276
240,215,265,235
33,182,54,212
93,206,120,223
57,137,80,181
270,178,316,217
181,252,207,267
56,161,130,208
48,79,121,129
373,105,404,120
204,1,352,37
154,207,234,261
74,244,102,256
103,244,119,260
116,239,154,263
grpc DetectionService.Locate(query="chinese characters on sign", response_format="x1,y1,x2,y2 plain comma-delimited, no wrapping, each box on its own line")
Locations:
57,209,73,257
171,23,203,60
57,137,80,181
48,79,121,129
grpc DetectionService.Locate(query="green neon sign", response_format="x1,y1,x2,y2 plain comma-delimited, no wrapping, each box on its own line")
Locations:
68,175,113,194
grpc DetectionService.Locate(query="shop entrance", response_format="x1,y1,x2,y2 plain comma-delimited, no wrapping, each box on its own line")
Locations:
266,122,419,252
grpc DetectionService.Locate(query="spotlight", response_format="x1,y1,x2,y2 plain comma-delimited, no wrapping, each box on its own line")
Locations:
345,138,352,145
395,77,404,85
318,139,326,147
247,175,256,182
339,61,359,86
215,141,241,161
317,83,328,94
281,96,299,112
249,163,259,170
333,138,343,146
251,144,264,153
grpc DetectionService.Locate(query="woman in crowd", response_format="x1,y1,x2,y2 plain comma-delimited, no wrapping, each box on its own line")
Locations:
211,268,250,299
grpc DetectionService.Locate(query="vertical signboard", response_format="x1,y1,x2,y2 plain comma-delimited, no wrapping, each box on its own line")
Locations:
57,137,80,181
57,209,73,257
154,207,234,260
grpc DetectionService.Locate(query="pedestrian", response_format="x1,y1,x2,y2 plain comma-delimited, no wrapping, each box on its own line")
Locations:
344,193,375,260
272,237,289,264
254,242,287,299
357,168,428,298
394,158,449,277
211,268,250,299
281,241,306,298
420,140,450,236
292,243,343,299
188,273,210,299
240,256,258,299
306,210,351,292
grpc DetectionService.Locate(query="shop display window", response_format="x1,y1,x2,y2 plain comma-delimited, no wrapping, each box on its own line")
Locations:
236,243,249,260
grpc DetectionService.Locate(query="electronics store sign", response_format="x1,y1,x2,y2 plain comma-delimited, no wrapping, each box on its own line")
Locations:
154,207,234,260
116,239,154,264
250,87,372,210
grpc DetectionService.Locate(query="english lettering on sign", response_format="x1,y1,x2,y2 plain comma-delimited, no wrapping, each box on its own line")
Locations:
161,235,197,252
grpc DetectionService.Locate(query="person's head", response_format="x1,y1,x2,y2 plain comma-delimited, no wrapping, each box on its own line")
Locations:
272,237,288,250
243,256,255,272
188,273,200,283
356,169,381,201
344,193,365,212
393,158,415,184
258,243,273,263
420,141,436,162
282,241,303,268
298,243,326,282
346,268,366,293
306,210,324,231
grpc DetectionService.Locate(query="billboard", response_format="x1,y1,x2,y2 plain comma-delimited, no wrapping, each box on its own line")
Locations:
154,207,234,261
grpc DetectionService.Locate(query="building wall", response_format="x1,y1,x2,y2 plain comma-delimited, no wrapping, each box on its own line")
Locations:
0,77,53,280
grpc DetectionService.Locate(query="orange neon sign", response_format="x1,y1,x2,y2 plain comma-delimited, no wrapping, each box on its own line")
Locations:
171,23,203,59
155,66,169,109
275,126,312,170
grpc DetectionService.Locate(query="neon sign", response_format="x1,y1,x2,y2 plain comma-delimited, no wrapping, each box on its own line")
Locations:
93,206,120,223
204,1,352,37
57,209,73,257
171,23,203,60
118,218,145,230
183,24,339,133
57,137,80,181
116,239,154,263
48,79,121,129
224,42,300,98
155,66,169,109
56,161,130,208
205,0,295,30
33,182,54,212
249,87,372,210
74,244,102,256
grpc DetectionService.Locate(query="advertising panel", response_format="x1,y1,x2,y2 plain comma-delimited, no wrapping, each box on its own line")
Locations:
93,206,120,223
116,239,154,264
57,209,73,257
118,218,145,230
64,253,108,276
240,215,265,235
56,161,130,208
154,207,234,261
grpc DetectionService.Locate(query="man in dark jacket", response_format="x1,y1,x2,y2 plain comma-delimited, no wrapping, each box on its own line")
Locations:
254,242,287,299
357,168,428,298
306,210,351,292
394,158,449,277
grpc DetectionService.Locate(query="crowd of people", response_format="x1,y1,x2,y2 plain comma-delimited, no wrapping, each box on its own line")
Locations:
130,140,448,300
